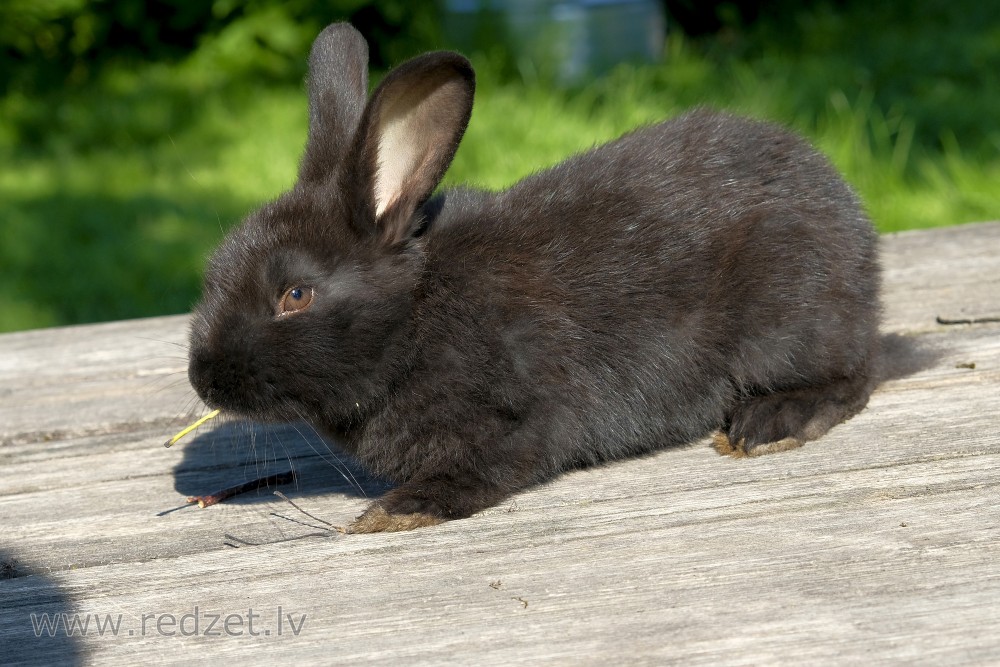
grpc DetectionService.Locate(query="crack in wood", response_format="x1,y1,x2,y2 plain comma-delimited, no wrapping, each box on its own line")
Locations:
0,417,185,448
936,315,1000,325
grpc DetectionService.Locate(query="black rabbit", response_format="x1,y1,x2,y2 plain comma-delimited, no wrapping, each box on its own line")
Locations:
188,23,881,532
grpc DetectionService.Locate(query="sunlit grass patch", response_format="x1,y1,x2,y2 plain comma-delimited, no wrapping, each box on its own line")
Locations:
1,1,998,331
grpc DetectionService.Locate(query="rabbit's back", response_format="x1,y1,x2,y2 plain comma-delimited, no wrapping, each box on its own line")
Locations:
413,109,879,465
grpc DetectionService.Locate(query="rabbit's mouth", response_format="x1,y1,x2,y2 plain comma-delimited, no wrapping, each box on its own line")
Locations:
187,352,325,428
188,347,274,418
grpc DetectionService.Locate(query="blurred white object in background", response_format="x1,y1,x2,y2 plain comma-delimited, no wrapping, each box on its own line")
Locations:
443,0,667,83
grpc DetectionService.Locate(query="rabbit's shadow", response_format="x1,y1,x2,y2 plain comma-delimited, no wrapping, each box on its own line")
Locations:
877,332,943,384
171,420,389,505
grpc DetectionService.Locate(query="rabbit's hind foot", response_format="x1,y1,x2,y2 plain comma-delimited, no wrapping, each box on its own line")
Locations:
711,431,804,458
714,371,874,459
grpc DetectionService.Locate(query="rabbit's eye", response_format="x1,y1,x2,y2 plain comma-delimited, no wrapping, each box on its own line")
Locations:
278,286,314,316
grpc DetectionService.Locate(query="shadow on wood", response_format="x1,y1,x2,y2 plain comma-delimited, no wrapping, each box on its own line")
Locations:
0,549,82,666
877,332,943,383
171,421,389,504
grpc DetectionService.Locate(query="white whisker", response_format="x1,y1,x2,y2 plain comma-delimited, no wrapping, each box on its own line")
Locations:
290,407,367,498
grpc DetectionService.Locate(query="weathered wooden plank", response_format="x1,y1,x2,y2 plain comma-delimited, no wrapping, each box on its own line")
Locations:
881,221,1000,333
2,322,996,574
1,221,999,665
0,316,193,442
5,449,999,664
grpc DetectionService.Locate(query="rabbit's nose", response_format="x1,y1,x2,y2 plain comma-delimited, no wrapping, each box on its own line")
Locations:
187,345,222,407
188,336,270,416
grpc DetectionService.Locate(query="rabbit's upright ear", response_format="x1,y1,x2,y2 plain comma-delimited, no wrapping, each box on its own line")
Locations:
299,23,370,184
349,52,475,244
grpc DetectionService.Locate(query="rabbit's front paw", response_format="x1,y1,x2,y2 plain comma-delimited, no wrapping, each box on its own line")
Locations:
345,503,444,533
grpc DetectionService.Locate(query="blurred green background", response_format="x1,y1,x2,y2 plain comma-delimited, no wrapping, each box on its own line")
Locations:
1,0,998,332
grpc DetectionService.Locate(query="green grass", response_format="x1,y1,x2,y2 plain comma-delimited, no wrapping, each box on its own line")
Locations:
1,1,998,332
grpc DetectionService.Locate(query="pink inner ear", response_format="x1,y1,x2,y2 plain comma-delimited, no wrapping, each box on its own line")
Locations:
374,105,428,217
371,76,469,220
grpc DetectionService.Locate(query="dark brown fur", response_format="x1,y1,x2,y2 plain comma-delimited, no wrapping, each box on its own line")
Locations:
188,23,881,532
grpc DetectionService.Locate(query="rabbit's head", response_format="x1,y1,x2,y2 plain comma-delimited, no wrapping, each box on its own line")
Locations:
187,24,474,426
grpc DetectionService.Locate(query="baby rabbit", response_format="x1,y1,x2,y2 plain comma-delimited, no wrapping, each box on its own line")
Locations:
188,23,880,532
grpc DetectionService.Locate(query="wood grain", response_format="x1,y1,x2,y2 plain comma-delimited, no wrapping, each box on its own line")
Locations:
1,221,999,666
